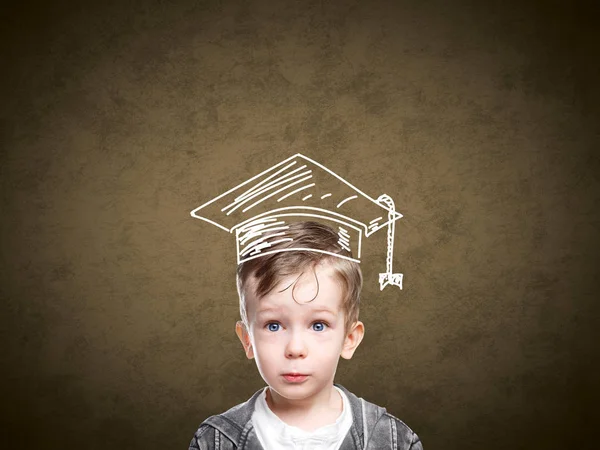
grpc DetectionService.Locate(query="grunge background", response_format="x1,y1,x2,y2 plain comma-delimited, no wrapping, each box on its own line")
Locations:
1,0,598,449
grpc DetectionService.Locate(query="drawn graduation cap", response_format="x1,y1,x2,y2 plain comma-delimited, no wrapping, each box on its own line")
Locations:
190,153,404,290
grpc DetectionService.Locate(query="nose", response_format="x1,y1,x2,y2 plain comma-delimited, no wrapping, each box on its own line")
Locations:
285,330,307,359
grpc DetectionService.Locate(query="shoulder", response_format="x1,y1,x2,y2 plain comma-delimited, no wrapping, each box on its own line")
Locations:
188,388,265,450
335,384,422,449
188,423,217,450
381,412,423,450
188,419,238,450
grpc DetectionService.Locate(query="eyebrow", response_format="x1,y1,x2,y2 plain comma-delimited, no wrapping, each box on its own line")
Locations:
256,306,338,317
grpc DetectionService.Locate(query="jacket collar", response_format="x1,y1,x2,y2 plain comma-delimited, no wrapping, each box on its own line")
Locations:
203,384,386,450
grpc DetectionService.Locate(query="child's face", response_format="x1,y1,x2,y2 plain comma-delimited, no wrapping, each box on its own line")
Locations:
235,262,364,404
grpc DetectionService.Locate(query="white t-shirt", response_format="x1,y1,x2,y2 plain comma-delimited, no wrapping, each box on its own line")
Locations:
251,386,353,450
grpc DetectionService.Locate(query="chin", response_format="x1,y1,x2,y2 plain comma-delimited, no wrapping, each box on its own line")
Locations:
271,379,326,397
272,387,314,401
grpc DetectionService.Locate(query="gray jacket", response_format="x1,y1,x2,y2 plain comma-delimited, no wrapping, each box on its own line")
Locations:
188,384,422,450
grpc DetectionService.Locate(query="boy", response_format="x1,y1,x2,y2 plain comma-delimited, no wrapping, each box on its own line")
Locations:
189,221,422,449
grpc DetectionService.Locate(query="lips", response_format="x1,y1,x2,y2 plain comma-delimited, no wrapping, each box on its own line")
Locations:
282,373,309,383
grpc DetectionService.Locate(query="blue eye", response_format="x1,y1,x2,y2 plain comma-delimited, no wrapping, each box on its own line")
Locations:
312,322,327,332
266,323,280,332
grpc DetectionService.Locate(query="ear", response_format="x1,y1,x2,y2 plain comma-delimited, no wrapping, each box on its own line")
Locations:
341,321,365,360
235,321,254,359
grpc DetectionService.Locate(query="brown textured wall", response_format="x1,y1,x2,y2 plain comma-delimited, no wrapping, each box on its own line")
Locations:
1,0,598,449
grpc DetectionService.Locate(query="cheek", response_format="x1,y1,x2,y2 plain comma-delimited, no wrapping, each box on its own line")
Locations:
252,336,280,357
313,335,345,357
316,331,345,347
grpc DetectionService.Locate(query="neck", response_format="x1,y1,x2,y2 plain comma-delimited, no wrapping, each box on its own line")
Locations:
265,384,343,430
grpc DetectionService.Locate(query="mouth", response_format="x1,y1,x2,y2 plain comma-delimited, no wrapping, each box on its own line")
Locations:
282,373,309,383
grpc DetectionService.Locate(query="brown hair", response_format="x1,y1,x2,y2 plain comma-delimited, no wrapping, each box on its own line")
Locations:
236,221,362,334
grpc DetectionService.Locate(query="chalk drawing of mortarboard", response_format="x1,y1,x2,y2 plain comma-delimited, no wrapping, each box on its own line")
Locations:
190,153,404,290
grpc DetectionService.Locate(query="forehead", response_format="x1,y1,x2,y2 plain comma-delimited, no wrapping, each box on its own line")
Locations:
247,263,344,314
